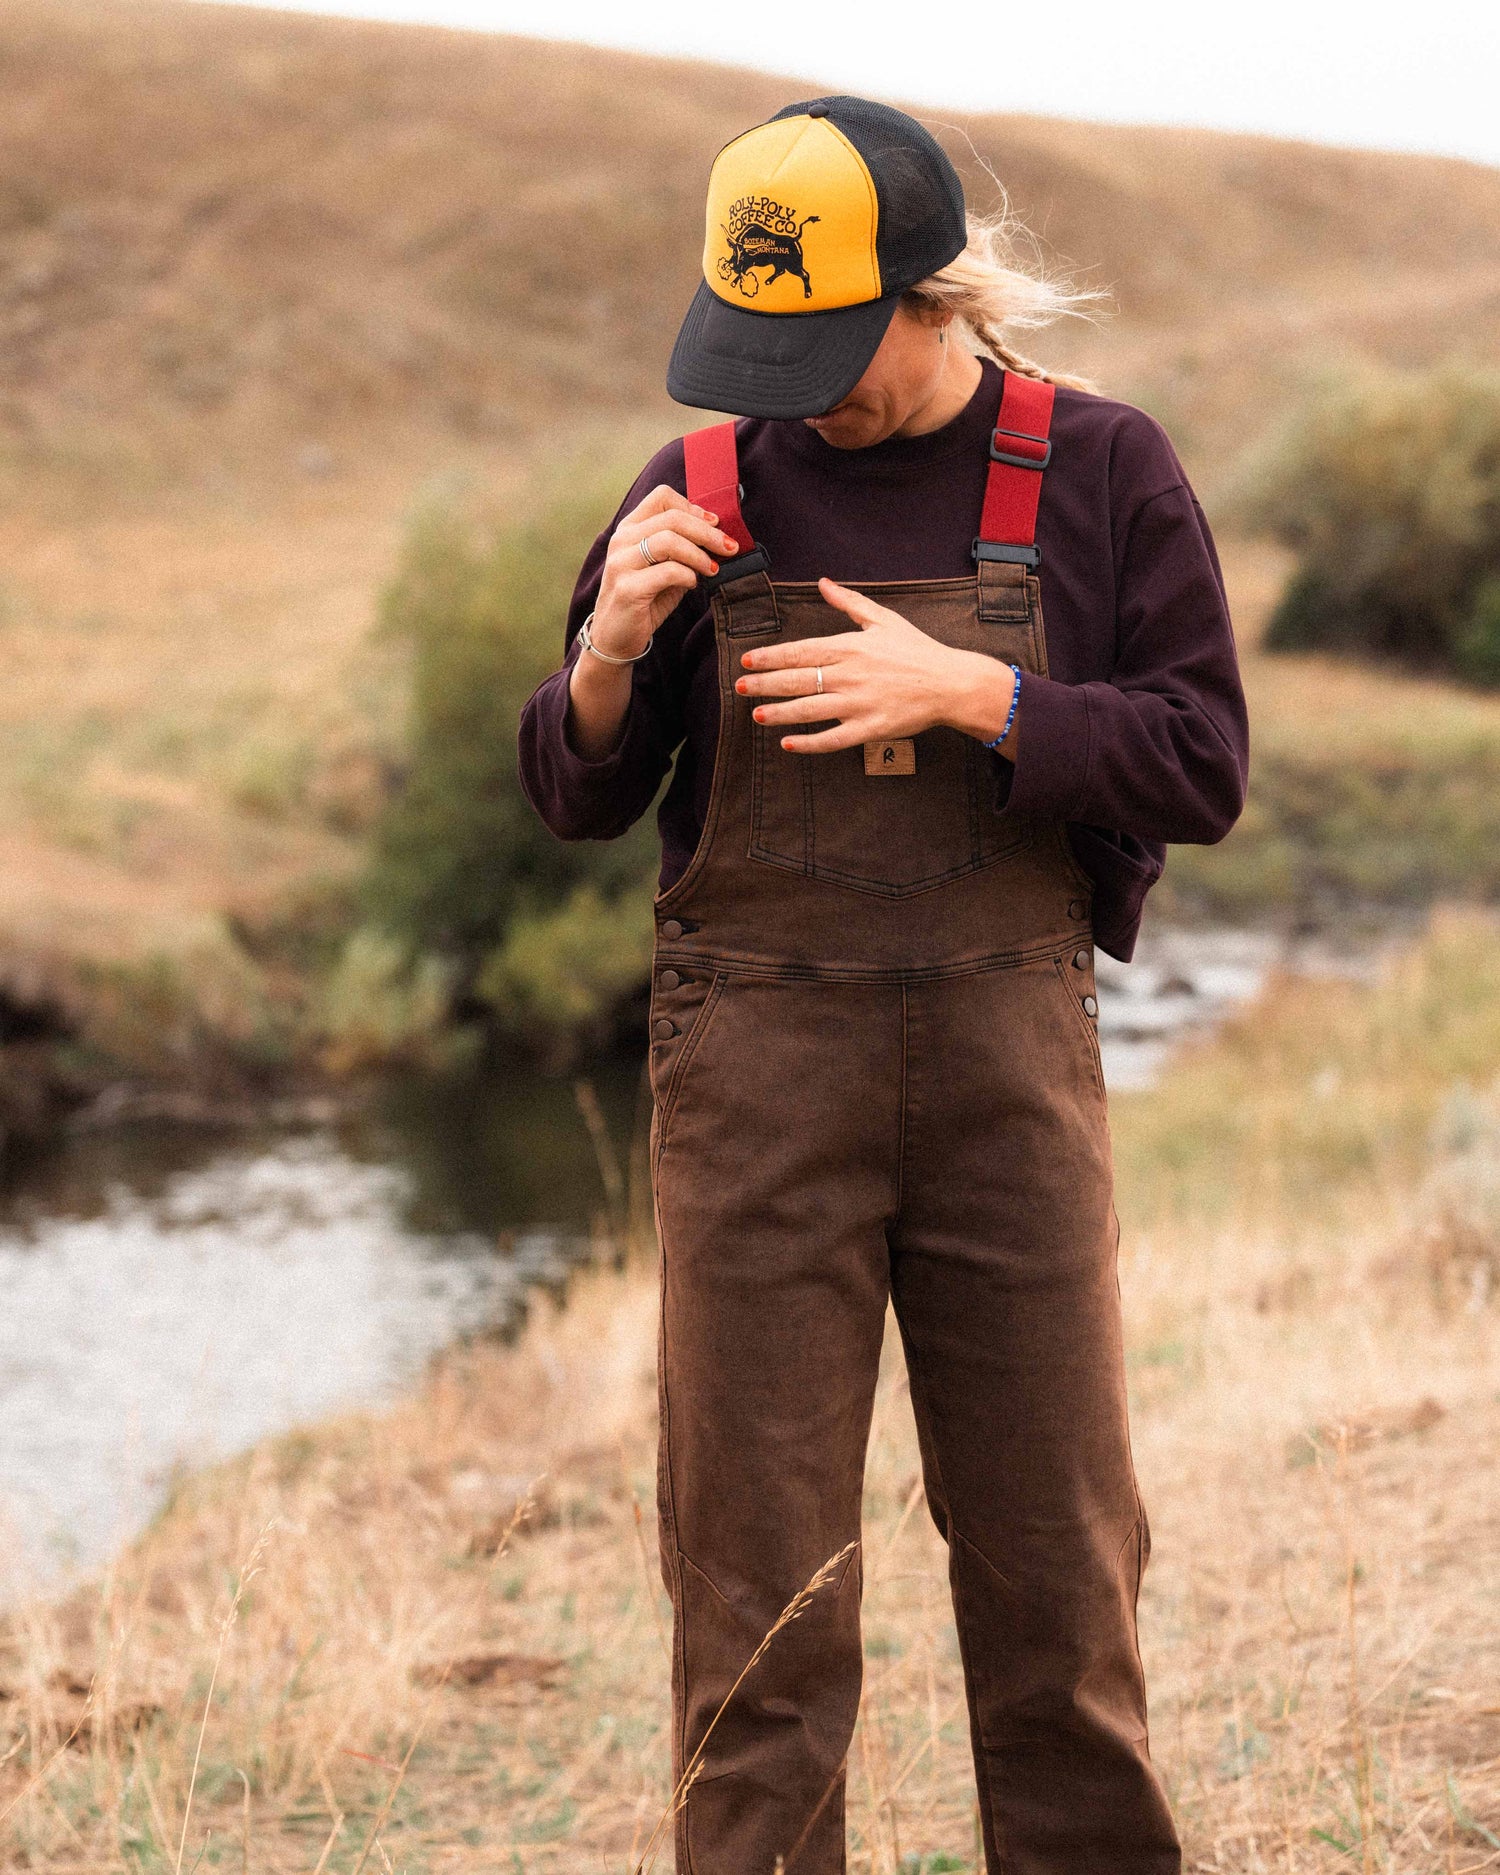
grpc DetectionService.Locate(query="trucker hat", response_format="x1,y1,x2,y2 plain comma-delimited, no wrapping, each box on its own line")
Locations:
666,96,968,421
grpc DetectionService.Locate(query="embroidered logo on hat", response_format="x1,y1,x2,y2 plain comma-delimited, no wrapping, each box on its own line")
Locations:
705,112,884,314
718,196,821,300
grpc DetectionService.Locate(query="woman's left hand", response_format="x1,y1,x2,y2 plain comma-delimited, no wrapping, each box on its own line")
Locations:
735,576,1019,756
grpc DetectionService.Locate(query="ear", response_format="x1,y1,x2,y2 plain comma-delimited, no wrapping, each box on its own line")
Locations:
896,293,944,333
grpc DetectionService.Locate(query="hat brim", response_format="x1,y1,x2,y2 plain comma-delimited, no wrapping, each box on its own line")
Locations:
666,280,902,421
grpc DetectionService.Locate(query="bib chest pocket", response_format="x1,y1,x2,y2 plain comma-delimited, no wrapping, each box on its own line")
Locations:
748,710,1032,899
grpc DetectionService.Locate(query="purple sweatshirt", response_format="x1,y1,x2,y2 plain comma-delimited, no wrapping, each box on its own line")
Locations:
517,359,1248,960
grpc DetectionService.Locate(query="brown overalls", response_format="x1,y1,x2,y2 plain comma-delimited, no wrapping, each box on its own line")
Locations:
645,379,1180,1874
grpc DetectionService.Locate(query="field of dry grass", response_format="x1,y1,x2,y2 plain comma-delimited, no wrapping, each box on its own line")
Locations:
2,908,1497,1873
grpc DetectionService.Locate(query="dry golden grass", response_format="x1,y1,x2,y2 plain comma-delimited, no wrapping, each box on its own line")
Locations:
2,911,1498,1872
0,477,403,961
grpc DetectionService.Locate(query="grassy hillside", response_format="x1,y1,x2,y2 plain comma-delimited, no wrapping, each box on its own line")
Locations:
3,0,1500,1087
4,0,1500,479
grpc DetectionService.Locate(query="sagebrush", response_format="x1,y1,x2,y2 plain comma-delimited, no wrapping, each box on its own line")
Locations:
1238,364,1500,684
357,463,662,1064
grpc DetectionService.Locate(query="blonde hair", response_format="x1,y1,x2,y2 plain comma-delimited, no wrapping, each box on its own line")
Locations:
902,208,1105,393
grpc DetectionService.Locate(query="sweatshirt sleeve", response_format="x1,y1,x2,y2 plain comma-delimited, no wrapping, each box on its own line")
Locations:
1000,422,1250,846
517,442,705,843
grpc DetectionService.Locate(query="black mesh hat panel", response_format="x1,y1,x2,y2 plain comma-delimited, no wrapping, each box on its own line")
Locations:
768,96,968,294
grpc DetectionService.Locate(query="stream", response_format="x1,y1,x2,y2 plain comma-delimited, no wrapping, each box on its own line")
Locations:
0,924,1354,1583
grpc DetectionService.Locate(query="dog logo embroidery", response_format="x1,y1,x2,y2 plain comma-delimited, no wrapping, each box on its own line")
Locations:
718,195,821,300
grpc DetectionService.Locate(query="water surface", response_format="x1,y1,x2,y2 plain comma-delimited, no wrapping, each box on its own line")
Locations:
0,925,1337,1581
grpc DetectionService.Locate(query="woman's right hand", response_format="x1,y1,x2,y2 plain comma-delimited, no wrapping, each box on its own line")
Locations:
565,487,742,762
588,486,742,659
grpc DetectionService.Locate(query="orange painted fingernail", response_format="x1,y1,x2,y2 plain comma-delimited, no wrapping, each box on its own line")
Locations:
709,561,720,573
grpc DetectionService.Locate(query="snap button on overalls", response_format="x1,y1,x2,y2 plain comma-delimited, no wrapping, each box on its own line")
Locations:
647,375,1181,1874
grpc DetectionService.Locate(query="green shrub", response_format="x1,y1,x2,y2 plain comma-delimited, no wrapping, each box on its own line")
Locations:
476,880,655,1054
360,459,662,1058
1457,574,1500,688
1237,364,1500,681
317,929,462,1074
1261,567,1371,656
1162,736,1500,920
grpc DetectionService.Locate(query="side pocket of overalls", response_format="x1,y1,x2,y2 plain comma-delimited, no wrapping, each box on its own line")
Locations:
1052,952,1106,1104
649,970,729,1162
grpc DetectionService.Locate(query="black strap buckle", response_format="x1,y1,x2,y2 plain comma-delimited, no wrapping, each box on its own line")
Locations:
972,539,1041,568
989,427,1052,471
700,544,771,592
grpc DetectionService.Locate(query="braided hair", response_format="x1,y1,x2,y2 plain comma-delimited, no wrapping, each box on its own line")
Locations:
901,206,1105,394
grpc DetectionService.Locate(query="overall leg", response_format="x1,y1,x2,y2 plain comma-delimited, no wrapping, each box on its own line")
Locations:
652,975,903,1875
891,959,1180,1875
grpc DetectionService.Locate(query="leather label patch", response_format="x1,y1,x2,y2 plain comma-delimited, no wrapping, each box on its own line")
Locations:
864,738,916,776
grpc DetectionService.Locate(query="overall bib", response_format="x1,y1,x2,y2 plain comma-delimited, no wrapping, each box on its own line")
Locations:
646,375,1180,1874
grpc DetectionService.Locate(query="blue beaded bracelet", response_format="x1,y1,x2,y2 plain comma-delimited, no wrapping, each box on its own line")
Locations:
983,663,1022,749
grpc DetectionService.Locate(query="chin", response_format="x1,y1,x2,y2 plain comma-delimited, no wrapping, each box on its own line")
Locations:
805,405,886,449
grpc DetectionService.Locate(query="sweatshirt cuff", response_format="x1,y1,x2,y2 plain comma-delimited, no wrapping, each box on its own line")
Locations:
993,672,1092,819
560,704,635,778
544,656,639,780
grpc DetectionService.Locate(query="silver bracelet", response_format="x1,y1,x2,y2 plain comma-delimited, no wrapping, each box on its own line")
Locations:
578,611,651,665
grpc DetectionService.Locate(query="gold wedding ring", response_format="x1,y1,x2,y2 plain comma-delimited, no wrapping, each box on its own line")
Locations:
815,666,825,695
639,535,659,567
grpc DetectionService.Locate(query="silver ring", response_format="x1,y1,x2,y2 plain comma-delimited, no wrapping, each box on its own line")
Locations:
639,534,659,567
815,666,825,696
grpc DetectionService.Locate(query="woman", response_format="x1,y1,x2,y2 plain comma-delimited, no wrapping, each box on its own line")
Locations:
519,95,1248,1875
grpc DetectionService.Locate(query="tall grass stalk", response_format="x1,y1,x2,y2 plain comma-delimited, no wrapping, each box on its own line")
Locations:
634,1542,859,1875
174,1521,275,1875
345,1664,450,1875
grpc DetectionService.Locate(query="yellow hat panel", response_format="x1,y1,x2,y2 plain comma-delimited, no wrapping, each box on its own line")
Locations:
703,116,881,313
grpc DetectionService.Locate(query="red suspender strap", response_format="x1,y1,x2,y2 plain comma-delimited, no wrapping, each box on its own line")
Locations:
681,420,769,588
975,371,1055,569
682,421,754,556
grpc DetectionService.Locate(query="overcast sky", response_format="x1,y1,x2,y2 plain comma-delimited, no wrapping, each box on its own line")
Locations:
200,0,1499,167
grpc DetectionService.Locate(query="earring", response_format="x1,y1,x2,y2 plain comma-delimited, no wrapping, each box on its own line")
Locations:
939,327,947,344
